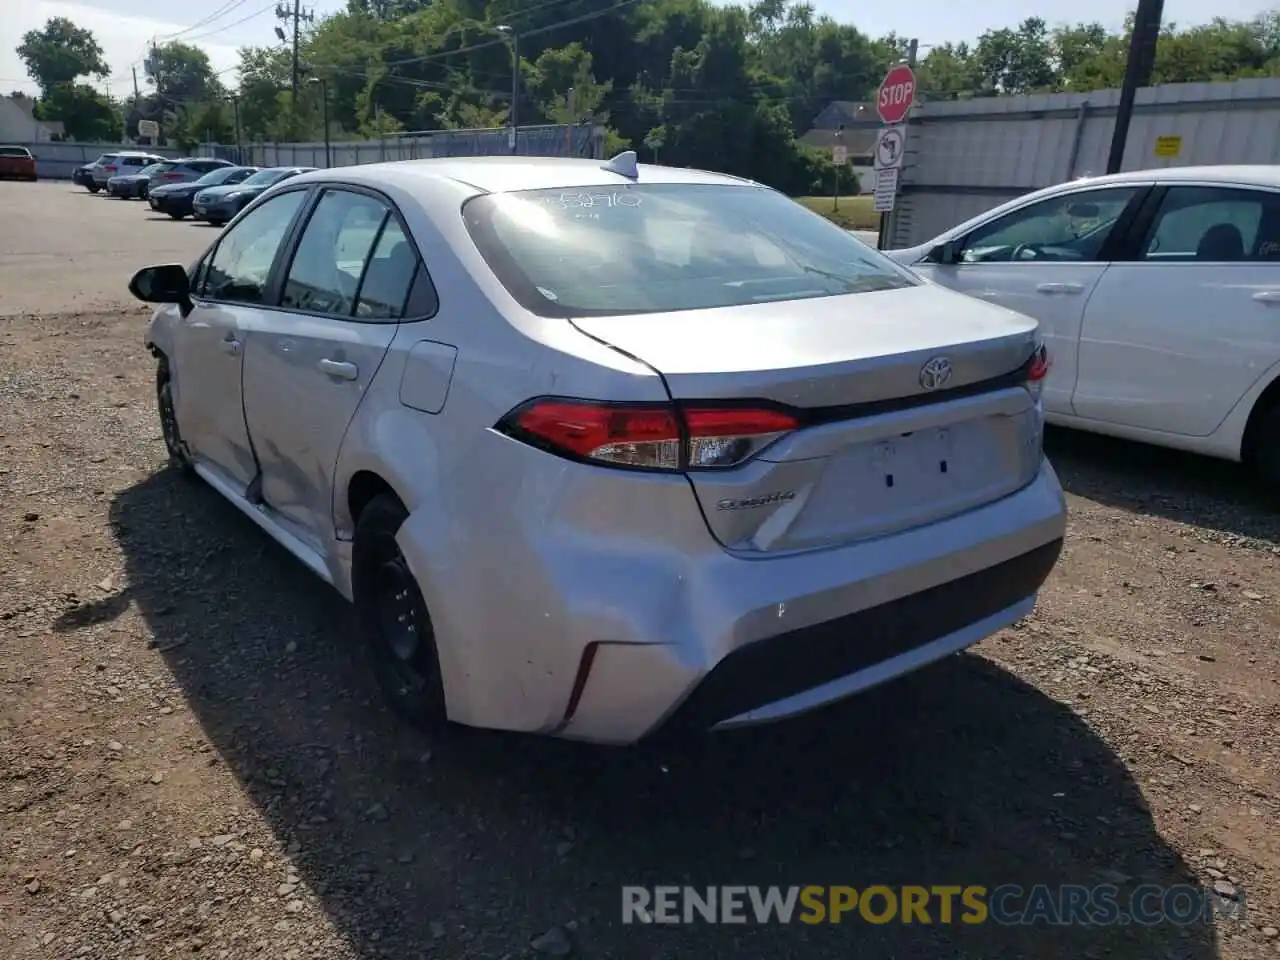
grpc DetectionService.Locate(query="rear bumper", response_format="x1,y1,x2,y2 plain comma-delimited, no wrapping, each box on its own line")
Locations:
193,200,236,222
151,194,193,215
656,536,1060,735
396,456,1067,745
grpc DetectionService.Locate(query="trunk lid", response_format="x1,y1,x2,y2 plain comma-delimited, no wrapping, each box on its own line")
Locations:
571,284,1045,553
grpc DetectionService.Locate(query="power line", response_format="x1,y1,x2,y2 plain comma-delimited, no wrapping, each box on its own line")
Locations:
183,3,276,43
364,0,648,70
157,0,253,42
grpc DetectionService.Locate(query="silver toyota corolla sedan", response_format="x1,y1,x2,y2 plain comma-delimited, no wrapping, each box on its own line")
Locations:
127,151,1067,745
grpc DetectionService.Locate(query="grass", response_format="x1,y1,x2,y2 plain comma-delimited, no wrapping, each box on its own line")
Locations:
795,195,879,231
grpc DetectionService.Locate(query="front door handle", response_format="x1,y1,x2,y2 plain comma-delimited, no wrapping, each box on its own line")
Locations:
1253,290,1280,304
317,358,358,381
1036,282,1085,295
220,336,242,356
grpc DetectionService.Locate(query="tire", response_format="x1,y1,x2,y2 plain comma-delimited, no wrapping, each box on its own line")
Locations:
168,212,186,220
351,493,447,727
155,359,194,478
87,183,100,193
1251,403,1280,488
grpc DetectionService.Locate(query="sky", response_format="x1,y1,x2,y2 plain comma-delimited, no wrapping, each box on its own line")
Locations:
3,0,1276,97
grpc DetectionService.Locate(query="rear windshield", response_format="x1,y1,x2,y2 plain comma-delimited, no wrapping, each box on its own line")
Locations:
0,146,31,157
463,184,918,318
140,163,172,176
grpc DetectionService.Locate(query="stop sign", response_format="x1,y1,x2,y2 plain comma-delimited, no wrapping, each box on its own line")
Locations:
877,64,916,125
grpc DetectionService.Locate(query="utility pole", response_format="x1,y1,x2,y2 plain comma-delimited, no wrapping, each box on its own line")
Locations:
130,66,140,143
1107,0,1164,174
495,24,519,154
277,0,314,101
291,0,300,99
231,95,243,162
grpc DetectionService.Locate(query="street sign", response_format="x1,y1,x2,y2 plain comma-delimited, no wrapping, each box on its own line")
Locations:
874,167,899,212
831,144,848,164
138,119,159,138
877,64,916,125
874,126,905,170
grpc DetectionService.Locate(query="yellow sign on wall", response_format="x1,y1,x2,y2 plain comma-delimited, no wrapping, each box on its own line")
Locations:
1154,135,1183,158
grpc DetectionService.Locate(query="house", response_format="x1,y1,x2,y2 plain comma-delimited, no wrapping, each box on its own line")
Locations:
800,100,876,164
0,94,65,142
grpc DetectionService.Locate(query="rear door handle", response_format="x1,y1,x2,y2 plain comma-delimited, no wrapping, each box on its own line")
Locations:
1253,290,1280,304
220,336,242,356
317,358,358,380
1036,282,1085,295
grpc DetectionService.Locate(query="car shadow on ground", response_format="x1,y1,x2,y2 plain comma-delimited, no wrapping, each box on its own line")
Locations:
1046,426,1280,546
97,469,1222,959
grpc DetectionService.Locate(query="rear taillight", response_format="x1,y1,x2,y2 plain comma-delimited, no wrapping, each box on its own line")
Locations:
1023,343,1051,400
496,399,798,471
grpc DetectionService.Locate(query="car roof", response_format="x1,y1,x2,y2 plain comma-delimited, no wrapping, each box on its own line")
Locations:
1061,165,1280,189
286,155,757,195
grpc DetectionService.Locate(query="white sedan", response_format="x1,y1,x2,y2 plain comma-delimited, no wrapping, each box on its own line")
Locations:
886,165,1280,485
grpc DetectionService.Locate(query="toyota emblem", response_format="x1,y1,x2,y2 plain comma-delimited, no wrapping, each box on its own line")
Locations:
919,356,953,391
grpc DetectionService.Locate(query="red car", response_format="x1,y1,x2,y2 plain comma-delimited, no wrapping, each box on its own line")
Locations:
0,146,37,181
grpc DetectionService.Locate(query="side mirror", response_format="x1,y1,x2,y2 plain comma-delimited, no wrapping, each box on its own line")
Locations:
129,263,192,315
931,239,962,265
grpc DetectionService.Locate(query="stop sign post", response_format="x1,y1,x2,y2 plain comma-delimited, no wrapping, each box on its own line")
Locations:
874,62,915,223
877,64,916,125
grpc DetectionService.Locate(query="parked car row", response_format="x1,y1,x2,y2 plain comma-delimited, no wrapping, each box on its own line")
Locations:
72,150,317,226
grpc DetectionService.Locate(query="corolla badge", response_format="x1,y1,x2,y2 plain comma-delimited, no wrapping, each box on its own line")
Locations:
919,356,953,391
717,491,796,511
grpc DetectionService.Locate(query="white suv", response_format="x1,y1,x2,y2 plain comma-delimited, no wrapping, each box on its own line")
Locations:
87,151,166,192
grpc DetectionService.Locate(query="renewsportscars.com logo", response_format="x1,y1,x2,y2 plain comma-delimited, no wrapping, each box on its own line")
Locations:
621,884,1245,926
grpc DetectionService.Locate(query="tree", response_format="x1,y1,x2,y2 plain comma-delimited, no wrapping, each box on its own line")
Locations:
149,42,224,104
17,18,109,96
236,46,293,141
214,0,1280,191
527,43,612,124
972,17,1057,95
37,84,120,141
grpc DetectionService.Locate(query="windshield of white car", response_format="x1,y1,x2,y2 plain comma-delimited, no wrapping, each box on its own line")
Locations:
463,183,918,318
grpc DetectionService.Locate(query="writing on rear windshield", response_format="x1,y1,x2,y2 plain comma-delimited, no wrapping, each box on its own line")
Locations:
536,192,642,209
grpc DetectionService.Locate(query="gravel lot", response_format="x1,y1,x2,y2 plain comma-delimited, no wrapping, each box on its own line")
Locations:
2,180,1279,959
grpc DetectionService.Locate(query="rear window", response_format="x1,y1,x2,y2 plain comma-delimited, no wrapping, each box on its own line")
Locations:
121,156,154,168
140,162,172,176
463,184,918,318
0,146,31,158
